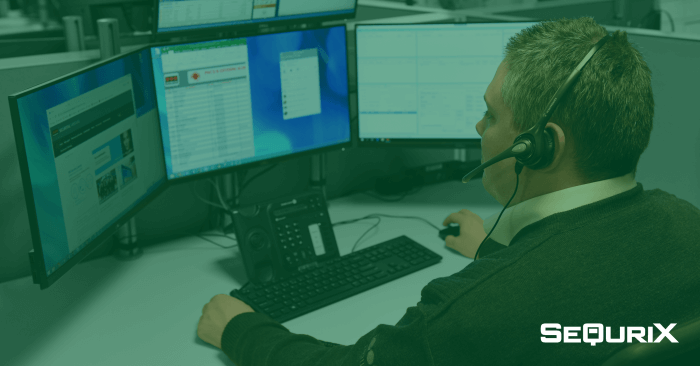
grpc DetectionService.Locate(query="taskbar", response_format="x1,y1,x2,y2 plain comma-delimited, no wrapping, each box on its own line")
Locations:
168,139,349,179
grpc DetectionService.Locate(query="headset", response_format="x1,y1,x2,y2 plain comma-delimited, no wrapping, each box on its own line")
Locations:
461,34,612,259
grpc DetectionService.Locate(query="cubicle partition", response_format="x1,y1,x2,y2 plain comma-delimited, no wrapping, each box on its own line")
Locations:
612,27,700,209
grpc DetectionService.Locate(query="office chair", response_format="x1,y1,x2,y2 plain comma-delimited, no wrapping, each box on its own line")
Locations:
601,316,700,366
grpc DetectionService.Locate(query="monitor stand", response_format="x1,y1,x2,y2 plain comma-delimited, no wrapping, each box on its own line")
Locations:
310,153,327,202
221,172,241,234
114,217,143,261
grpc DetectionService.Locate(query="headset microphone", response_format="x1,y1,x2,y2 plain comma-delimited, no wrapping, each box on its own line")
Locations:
461,142,528,183
459,33,612,259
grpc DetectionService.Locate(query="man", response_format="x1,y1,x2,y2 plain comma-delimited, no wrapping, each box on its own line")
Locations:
198,17,700,365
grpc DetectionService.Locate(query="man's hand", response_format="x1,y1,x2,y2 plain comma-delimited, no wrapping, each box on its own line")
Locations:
442,209,488,259
198,294,255,349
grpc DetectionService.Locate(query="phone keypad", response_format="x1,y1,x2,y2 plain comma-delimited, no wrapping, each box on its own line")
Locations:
278,221,313,269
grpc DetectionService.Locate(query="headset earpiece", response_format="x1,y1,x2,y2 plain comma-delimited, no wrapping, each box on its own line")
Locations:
540,127,555,169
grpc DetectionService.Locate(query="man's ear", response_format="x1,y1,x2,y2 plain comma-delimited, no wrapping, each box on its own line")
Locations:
542,122,567,171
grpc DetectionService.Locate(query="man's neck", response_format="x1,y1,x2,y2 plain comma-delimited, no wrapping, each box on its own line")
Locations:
511,169,587,206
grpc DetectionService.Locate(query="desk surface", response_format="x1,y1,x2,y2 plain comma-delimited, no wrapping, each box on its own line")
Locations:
0,179,501,366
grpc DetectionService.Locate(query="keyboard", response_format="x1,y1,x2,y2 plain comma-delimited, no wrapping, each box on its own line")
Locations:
230,235,442,323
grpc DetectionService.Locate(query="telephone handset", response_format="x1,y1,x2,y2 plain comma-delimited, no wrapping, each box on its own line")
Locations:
232,190,340,285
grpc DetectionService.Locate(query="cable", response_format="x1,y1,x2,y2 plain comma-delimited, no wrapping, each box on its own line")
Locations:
332,212,440,252
198,180,216,233
239,164,278,194
661,9,675,32
209,178,231,211
120,3,136,32
474,164,521,260
196,234,237,249
638,9,675,32
192,179,228,211
349,216,381,253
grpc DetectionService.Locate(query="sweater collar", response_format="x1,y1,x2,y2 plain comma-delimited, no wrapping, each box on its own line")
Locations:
482,173,638,246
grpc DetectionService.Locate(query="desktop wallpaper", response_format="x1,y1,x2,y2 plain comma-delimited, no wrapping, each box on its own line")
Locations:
14,48,158,273
151,25,351,178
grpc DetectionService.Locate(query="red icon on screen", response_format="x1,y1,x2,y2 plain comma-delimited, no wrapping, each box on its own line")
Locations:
192,72,200,80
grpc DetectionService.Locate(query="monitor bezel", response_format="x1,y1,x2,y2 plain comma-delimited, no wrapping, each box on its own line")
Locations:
354,20,539,149
8,46,170,289
150,23,353,185
151,0,358,41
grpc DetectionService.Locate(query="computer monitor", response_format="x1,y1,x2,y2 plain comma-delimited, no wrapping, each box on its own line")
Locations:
151,25,352,181
355,22,538,148
9,47,167,289
154,0,357,38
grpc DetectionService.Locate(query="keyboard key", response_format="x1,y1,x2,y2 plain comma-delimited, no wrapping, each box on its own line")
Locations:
351,281,361,287
264,303,284,313
271,311,282,318
307,283,353,304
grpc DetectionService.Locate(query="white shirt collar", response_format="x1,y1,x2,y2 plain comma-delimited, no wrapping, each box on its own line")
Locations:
483,173,638,246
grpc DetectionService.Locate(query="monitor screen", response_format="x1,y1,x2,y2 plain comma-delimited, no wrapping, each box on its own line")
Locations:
151,25,351,180
156,0,356,35
9,47,167,288
355,22,538,147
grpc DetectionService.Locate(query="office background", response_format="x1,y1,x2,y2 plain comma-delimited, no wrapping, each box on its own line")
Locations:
1,0,699,286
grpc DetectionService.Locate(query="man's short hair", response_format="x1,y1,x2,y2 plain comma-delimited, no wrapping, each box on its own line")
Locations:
501,17,654,182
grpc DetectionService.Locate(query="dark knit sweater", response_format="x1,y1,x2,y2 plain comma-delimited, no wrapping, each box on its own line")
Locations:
221,183,700,365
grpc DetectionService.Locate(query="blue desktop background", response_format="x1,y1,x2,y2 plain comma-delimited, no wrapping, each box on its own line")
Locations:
14,48,161,275
151,26,351,179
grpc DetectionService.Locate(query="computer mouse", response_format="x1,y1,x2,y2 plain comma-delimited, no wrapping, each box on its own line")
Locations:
439,224,460,240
